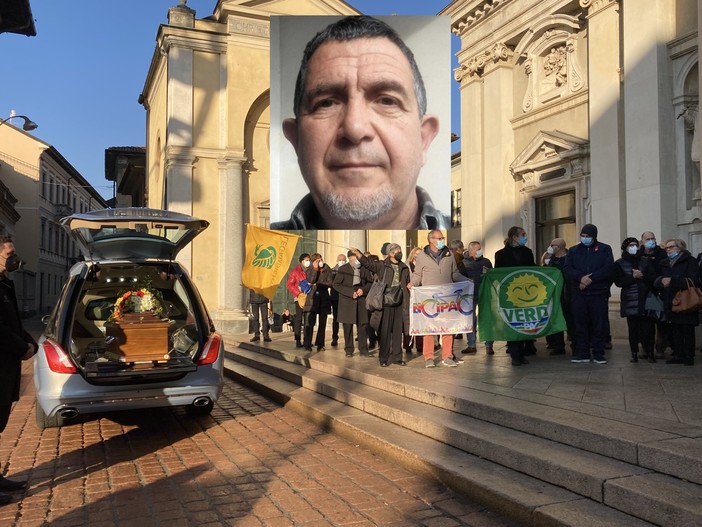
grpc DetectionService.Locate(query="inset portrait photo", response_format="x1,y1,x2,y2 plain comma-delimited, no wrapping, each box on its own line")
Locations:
270,15,451,231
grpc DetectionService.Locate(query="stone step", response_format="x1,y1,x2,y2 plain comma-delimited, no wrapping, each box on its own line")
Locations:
225,346,702,526
223,358,655,527
232,343,702,484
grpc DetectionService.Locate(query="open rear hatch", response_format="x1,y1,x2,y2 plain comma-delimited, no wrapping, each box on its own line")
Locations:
58,208,213,384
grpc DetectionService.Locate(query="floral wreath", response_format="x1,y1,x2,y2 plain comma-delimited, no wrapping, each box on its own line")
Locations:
112,287,164,320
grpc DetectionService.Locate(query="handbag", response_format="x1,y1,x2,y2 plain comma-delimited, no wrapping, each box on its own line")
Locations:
671,278,702,313
366,270,387,312
383,285,403,307
643,291,665,321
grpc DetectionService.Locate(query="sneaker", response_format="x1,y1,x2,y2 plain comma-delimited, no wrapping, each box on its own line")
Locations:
461,346,477,354
571,358,590,363
442,358,458,367
425,359,436,368
450,355,465,364
263,335,272,342
249,335,260,342
593,358,607,364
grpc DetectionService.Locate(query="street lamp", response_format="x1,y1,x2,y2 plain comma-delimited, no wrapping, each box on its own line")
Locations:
0,114,38,131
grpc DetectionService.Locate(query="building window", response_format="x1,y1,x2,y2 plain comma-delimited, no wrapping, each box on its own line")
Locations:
451,189,462,227
535,191,576,258
49,176,55,203
41,171,47,198
40,218,46,250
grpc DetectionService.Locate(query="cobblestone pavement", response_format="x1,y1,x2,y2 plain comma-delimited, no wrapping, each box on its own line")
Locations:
0,362,519,527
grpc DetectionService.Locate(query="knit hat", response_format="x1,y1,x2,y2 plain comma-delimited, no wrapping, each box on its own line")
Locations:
580,224,598,239
621,237,639,251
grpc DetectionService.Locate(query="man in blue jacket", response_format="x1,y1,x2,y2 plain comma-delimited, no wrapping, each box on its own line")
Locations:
564,224,614,364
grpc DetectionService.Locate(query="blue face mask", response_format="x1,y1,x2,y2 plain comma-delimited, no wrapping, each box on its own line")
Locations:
669,251,680,259
436,240,446,250
644,240,656,250
517,235,528,246
581,236,593,246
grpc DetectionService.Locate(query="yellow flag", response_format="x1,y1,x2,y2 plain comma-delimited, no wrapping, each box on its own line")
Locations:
241,225,300,300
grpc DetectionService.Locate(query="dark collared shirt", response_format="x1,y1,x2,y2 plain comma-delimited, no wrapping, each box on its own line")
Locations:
270,187,450,230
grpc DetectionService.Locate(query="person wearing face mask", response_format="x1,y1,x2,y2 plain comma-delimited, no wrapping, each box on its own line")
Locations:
641,232,670,359
613,237,658,363
329,254,347,347
301,253,334,351
654,239,701,365
353,245,411,367
544,238,572,356
458,241,494,355
564,224,614,364
333,251,374,357
495,226,536,365
0,236,35,503
286,253,311,348
411,231,465,367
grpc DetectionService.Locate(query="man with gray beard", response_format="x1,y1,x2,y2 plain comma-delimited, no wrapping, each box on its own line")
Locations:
270,16,449,230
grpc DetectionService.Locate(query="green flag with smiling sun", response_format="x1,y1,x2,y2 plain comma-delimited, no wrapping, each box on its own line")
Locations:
478,267,566,342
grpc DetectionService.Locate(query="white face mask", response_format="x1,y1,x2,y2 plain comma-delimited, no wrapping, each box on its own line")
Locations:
544,258,551,266
337,260,346,267
547,246,555,255
302,260,311,268
475,249,483,258
627,246,638,256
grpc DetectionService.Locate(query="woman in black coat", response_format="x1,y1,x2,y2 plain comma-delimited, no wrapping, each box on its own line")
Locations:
302,253,333,351
654,239,701,365
353,246,411,367
613,237,657,363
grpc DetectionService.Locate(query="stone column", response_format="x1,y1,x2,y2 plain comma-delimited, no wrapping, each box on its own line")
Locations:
165,152,195,271
621,0,675,238
475,44,515,258
580,0,623,246
215,154,249,334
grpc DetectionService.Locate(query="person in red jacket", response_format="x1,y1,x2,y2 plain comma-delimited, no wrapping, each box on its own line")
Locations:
286,253,311,348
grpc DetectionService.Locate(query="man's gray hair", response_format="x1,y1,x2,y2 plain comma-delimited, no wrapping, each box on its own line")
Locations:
292,15,427,118
386,243,401,254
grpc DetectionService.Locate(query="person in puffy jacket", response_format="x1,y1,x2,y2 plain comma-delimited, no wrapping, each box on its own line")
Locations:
563,224,614,364
613,237,657,363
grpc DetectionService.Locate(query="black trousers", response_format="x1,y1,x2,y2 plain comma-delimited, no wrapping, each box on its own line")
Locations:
626,316,654,357
303,311,328,348
670,323,696,362
572,294,609,360
0,404,10,432
378,305,403,364
343,322,368,354
331,299,340,342
250,302,269,337
293,303,304,342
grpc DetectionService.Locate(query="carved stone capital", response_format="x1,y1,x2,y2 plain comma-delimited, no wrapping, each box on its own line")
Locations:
459,42,513,80
580,0,618,13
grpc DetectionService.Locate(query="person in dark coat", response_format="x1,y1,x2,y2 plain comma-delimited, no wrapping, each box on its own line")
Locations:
329,254,347,347
0,237,36,503
332,251,374,357
494,226,536,366
248,289,271,342
458,241,494,355
353,245,411,367
563,224,614,364
654,239,701,365
641,231,670,358
613,237,657,363
302,253,333,351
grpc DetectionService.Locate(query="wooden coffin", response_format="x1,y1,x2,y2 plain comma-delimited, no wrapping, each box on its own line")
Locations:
105,313,170,363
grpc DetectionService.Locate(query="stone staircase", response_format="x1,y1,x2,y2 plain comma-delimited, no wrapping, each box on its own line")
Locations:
223,342,702,527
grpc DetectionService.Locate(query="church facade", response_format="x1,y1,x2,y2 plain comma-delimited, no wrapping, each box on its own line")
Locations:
444,0,700,263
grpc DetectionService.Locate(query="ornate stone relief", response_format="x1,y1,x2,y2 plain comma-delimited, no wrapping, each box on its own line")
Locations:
455,42,513,82
520,33,584,113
